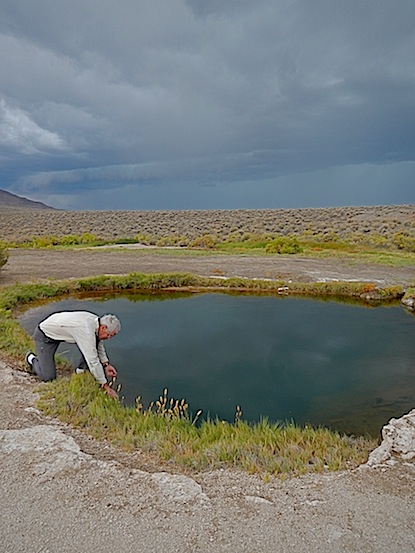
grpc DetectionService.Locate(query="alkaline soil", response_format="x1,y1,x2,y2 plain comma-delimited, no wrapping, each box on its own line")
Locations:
1,246,414,288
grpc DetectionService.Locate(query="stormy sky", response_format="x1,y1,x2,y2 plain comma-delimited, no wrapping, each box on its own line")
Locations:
0,0,414,210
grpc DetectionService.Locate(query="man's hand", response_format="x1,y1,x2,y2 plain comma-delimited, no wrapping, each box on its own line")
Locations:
101,382,118,400
104,364,118,379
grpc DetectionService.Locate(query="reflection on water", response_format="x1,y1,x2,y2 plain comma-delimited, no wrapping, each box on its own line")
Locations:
19,292,415,437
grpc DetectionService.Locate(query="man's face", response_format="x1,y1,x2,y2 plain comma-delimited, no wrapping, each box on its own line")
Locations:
98,324,117,340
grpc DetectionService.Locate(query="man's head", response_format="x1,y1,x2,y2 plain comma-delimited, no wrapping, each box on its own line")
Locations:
98,314,121,340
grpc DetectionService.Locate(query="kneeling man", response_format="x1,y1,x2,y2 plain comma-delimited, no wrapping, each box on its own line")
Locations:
26,311,121,399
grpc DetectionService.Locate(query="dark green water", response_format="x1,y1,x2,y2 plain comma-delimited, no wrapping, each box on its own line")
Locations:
20,292,415,437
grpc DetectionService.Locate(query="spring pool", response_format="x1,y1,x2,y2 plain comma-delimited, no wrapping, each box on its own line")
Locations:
20,292,415,437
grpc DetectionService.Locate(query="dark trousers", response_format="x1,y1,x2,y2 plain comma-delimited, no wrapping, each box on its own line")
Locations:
32,326,61,381
32,326,99,380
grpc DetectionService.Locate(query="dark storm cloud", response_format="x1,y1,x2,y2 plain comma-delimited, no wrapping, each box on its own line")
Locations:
0,0,414,209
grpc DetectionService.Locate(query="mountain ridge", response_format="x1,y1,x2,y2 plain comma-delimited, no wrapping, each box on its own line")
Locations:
0,189,56,210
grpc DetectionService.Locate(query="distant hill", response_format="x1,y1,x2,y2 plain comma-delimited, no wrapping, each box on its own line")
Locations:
0,189,56,210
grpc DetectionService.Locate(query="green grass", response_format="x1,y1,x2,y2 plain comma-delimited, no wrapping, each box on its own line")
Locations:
5,230,415,265
97,242,414,268
0,242,8,270
37,372,376,476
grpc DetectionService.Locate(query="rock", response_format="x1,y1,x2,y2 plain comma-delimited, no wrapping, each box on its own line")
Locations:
150,472,210,504
245,495,273,506
0,425,93,477
359,289,384,301
365,409,415,467
401,295,415,311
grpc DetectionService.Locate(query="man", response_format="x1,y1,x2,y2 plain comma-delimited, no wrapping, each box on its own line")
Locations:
26,311,121,400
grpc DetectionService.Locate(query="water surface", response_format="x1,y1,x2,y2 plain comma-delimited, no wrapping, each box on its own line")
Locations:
20,292,415,437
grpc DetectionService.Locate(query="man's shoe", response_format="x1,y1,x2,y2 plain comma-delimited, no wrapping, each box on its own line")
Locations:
75,367,85,374
25,351,36,374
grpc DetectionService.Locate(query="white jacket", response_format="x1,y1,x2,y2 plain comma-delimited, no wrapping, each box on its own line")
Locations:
39,311,109,384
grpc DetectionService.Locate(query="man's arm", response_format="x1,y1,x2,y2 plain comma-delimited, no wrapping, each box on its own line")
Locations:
102,360,118,379
76,335,107,384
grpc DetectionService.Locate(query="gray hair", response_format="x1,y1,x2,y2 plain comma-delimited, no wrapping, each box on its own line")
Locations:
100,314,121,334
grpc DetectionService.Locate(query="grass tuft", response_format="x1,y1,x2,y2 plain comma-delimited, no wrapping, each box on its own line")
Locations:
36,373,376,476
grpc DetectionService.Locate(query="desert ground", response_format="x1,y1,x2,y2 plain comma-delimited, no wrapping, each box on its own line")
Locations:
1,205,414,244
1,204,415,287
1,245,415,288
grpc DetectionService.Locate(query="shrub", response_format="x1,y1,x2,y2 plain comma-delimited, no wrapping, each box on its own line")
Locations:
265,236,303,254
59,235,81,246
367,234,389,248
190,234,218,249
392,232,415,252
0,242,8,271
79,233,98,244
135,233,155,245
156,235,188,247
31,235,59,248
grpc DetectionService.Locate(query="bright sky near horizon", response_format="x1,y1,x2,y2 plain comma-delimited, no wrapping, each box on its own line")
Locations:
0,1,414,211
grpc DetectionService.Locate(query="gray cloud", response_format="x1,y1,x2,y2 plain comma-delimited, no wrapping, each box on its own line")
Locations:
0,0,414,209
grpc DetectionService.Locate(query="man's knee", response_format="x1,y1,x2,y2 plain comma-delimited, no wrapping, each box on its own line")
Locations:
32,358,56,381
39,374,56,382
